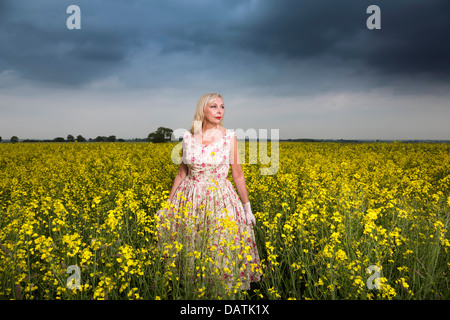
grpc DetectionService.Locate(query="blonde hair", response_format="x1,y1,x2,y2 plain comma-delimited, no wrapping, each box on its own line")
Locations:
189,93,224,134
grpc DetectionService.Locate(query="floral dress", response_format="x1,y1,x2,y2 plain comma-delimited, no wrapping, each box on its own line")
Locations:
156,128,262,291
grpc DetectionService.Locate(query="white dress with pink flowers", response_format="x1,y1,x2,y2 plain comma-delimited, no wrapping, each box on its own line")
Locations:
156,128,262,290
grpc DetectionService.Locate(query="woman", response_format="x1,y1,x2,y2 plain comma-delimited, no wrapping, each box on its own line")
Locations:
156,93,262,293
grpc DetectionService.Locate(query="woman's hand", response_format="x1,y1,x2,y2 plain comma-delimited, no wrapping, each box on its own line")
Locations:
243,202,256,225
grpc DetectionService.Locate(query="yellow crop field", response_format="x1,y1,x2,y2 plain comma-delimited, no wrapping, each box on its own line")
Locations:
0,141,449,300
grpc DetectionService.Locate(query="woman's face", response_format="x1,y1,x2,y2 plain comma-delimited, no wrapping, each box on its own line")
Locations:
203,97,224,127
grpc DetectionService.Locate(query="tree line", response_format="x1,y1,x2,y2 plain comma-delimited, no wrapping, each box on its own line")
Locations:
0,127,175,144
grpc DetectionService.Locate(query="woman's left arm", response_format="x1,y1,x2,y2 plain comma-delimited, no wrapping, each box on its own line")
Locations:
230,134,255,224
230,134,249,204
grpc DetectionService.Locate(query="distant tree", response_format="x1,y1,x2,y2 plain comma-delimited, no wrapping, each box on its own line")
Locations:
10,136,19,143
117,138,125,142
148,127,173,143
67,134,75,142
0,136,2,143
54,137,65,142
95,136,105,142
76,135,86,142
107,135,116,142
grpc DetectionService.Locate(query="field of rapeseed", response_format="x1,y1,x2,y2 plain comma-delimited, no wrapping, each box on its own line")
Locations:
0,141,449,300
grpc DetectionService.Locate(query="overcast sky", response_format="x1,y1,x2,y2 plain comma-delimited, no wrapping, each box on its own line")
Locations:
1,0,449,140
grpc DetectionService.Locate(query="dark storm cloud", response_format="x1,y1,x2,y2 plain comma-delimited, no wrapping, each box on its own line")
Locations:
1,0,449,88
216,0,450,80
364,1,450,79
1,26,127,86
0,1,10,19
226,0,364,58
0,0,237,87
0,0,143,86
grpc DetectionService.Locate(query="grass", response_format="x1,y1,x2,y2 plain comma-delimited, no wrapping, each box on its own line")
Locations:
0,141,449,299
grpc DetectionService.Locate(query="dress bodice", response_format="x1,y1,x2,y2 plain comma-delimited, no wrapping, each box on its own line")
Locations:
181,129,233,185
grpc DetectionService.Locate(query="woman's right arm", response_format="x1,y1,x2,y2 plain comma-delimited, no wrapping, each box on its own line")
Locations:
168,149,188,202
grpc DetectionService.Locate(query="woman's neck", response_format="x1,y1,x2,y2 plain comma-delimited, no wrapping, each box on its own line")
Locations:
201,122,219,135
